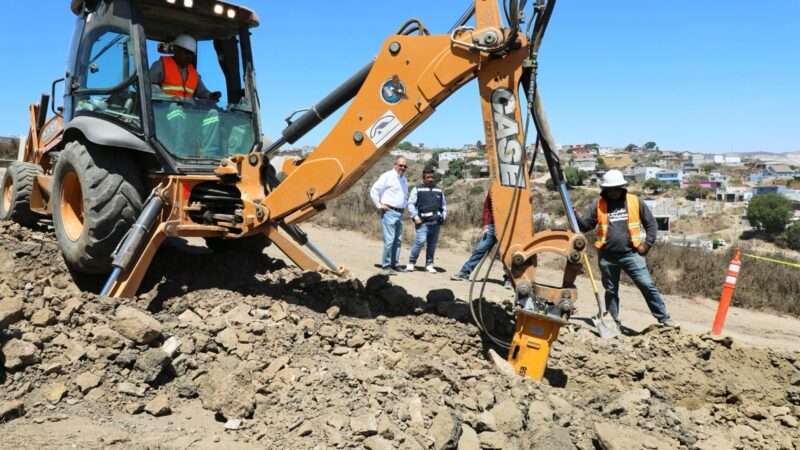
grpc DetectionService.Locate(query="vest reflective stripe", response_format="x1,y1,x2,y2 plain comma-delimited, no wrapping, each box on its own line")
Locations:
415,183,444,222
202,115,219,127
166,109,187,121
161,56,198,98
595,194,641,249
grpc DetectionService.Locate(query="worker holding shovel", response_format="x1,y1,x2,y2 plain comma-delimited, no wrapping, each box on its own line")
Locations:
574,170,679,331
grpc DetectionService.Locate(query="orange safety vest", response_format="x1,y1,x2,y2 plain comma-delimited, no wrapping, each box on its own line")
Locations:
595,193,641,249
160,56,198,98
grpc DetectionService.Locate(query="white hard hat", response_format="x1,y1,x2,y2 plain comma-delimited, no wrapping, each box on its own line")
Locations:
601,169,627,188
172,34,197,54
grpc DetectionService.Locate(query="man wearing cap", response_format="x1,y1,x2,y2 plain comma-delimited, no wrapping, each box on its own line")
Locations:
149,34,223,156
574,169,679,329
370,157,409,274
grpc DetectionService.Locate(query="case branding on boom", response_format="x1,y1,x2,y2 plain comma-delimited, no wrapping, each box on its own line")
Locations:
491,88,525,188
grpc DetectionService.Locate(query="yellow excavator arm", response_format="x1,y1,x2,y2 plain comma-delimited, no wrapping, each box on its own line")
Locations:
102,0,584,380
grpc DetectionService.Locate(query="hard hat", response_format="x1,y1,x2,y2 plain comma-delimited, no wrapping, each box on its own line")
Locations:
172,34,197,54
601,169,627,188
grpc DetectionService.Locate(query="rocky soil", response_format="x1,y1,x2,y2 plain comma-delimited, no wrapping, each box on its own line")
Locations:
1,221,799,449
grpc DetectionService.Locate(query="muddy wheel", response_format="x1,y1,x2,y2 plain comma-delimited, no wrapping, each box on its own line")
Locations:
205,233,270,254
52,141,144,274
0,161,43,226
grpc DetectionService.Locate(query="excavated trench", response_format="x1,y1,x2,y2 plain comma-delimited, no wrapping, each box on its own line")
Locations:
0,221,798,449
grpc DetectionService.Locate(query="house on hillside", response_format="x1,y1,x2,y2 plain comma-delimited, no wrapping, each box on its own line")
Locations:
571,155,597,173
439,151,469,162
681,179,721,190
708,170,728,185
627,166,662,183
716,186,752,203
655,170,684,187
465,159,490,178
763,164,799,179
713,155,742,165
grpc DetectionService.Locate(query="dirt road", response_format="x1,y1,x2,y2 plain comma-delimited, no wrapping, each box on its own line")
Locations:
292,224,800,352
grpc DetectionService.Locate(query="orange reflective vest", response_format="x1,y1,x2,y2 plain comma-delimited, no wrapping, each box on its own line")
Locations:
160,56,198,98
595,194,641,249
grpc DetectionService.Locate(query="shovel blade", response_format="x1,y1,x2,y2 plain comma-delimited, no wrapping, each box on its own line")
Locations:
592,314,620,339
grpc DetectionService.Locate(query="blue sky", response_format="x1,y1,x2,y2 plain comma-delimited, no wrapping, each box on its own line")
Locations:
0,1,797,153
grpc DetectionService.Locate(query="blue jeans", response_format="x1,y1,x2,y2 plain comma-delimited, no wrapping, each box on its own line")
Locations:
408,222,441,266
598,250,670,324
380,209,403,268
458,224,497,275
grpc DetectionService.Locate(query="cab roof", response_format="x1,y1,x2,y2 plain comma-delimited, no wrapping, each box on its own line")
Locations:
72,0,259,41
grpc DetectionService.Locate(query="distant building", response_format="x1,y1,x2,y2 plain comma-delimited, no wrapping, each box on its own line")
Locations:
763,164,799,179
571,155,597,173
627,166,662,183
716,186,752,203
655,170,684,187
438,151,469,162
681,179,722,190
713,155,742,165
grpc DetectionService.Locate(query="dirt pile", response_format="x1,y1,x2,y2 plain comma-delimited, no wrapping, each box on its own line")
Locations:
0,221,798,449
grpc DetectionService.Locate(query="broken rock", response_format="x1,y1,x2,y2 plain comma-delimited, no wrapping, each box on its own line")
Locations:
75,372,101,394
30,308,56,327
91,325,126,349
133,348,170,384
49,383,68,404
2,339,38,370
594,422,679,450
0,296,23,329
114,305,162,345
144,393,171,416
0,400,25,421
350,411,378,436
429,408,462,450
198,357,255,419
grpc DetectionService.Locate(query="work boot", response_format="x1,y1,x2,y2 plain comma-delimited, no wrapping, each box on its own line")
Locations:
406,264,416,272
661,318,681,328
425,265,437,273
381,267,397,276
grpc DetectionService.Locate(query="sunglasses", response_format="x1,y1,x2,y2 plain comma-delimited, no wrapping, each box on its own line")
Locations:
396,164,407,168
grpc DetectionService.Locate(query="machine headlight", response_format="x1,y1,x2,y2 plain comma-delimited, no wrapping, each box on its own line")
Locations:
227,8,236,19
183,0,193,7
213,4,224,14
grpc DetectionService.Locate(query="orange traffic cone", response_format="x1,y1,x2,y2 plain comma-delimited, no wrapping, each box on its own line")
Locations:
711,247,741,335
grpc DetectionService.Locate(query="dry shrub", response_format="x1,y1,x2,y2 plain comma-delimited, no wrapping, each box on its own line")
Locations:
646,245,800,317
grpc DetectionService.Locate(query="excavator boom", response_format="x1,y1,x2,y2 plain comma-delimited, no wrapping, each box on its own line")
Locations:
100,0,585,380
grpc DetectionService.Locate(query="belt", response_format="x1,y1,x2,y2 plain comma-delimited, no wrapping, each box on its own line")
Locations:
388,206,404,212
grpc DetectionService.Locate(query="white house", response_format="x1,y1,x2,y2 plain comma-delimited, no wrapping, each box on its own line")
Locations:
438,151,470,162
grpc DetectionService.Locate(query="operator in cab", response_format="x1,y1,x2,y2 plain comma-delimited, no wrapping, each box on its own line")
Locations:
149,34,223,157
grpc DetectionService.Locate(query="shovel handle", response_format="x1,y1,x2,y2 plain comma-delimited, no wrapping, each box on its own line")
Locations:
582,253,600,294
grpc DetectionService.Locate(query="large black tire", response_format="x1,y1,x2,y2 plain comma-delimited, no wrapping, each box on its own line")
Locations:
52,141,145,274
0,161,43,226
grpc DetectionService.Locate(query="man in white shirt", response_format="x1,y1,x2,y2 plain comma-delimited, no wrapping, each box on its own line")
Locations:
370,157,409,273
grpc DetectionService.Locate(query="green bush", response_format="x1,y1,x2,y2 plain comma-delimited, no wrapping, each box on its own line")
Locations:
444,187,455,196
684,184,708,200
469,185,484,195
747,193,792,233
783,221,800,250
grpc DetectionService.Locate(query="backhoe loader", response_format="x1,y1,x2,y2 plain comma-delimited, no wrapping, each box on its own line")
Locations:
1,0,587,380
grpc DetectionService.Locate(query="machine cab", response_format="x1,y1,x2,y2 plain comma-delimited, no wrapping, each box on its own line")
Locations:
67,0,262,173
